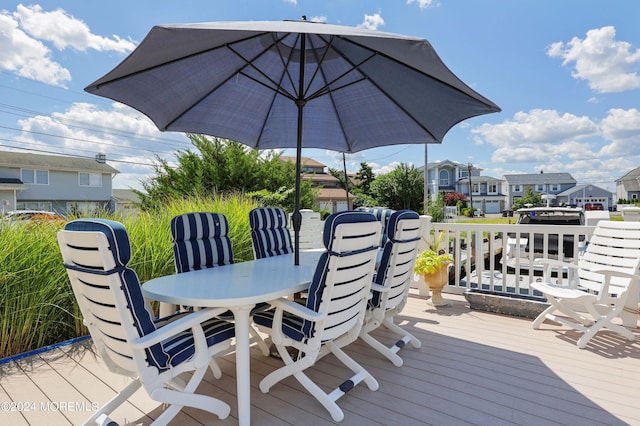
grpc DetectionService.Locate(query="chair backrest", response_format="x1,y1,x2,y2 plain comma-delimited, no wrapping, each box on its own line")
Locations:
249,207,293,259
58,219,170,378
356,207,395,246
303,211,381,343
371,210,421,310
577,220,640,297
171,212,234,273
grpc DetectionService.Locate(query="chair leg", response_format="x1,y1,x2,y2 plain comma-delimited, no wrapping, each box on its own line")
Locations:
151,366,230,423
250,325,271,356
382,317,422,348
360,331,404,367
83,378,142,426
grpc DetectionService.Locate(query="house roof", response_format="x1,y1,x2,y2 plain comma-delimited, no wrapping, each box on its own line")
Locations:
280,156,326,168
458,175,501,183
0,177,27,190
316,187,353,200
112,189,141,203
556,184,613,197
0,151,119,174
303,173,340,183
503,172,575,185
616,166,640,183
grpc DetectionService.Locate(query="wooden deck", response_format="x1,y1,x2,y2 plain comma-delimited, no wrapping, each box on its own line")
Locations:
1,291,639,426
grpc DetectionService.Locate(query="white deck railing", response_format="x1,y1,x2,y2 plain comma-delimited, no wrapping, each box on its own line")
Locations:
302,215,598,298
428,222,596,297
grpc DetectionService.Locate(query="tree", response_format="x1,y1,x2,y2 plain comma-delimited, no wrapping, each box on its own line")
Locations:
370,163,424,211
444,192,468,206
512,187,543,210
137,134,315,212
354,162,375,196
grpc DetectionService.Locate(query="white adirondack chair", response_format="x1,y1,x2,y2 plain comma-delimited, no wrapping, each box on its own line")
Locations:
531,220,640,348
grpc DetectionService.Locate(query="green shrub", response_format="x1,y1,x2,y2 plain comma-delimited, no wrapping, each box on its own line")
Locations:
0,193,259,359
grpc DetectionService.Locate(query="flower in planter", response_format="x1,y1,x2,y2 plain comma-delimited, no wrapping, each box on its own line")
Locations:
413,229,453,276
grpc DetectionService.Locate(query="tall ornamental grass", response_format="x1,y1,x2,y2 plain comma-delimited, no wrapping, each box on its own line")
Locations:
0,193,260,359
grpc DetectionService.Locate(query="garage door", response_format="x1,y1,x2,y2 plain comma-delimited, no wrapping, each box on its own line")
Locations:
484,200,500,214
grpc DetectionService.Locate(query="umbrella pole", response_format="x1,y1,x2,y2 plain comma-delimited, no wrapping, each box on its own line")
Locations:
291,32,307,266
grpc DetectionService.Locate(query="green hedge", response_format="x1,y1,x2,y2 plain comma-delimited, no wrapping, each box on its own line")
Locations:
0,194,259,359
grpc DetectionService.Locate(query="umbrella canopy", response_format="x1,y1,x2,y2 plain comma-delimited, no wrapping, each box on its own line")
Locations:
85,19,501,263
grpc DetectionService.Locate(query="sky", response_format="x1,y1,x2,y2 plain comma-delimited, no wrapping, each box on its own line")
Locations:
1,1,639,192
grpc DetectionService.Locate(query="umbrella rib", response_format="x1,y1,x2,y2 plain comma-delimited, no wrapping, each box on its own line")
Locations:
307,35,353,151
253,33,302,148
328,38,439,141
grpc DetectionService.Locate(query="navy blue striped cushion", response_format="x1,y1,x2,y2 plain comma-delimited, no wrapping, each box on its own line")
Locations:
163,316,235,366
64,219,171,371
370,210,420,307
171,213,234,273
355,207,395,245
249,207,293,259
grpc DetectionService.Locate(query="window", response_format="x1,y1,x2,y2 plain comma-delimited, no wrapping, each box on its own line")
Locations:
536,184,545,192
488,183,498,193
79,173,102,187
439,170,449,186
67,201,106,215
21,169,49,185
513,185,522,192
551,184,559,192
16,201,52,211
472,183,479,193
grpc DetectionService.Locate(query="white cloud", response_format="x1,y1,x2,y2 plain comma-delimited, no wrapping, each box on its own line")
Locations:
472,109,598,149
14,4,136,53
599,108,640,156
309,15,327,23
15,102,190,189
0,12,71,86
0,5,135,87
406,0,436,9
283,0,297,5
372,161,404,175
358,13,384,31
547,26,640,93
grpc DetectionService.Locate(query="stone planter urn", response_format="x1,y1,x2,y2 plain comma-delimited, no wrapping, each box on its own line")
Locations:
423,262,451,306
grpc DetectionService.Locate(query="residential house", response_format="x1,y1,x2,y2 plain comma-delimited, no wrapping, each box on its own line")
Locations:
112,188,142,216
556,184,614,210
615,166,640,202
0,151,119,216
502,172,576,208
280,156,353,213
420,160,505,213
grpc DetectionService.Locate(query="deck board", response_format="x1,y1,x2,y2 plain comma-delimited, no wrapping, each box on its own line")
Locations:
1,291,638,425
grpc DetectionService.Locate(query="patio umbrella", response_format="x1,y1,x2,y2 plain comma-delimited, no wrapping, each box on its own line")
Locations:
85,19,501,264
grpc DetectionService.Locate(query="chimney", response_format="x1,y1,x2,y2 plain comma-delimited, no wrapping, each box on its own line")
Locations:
96,153,106,163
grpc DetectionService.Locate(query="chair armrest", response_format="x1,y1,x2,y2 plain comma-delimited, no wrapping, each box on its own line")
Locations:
533,258,579,283
130,306,229,349
371,283,390,293
267,298,323,321
592,269,640,299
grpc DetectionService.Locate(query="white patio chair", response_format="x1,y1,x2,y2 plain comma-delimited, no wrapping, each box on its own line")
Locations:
253,211,381,422
171,212,270,356
59,218,235,425
531,220,640,348
359,210,422,367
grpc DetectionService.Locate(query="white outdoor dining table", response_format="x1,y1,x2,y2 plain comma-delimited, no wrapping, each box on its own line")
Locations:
141,250,323,426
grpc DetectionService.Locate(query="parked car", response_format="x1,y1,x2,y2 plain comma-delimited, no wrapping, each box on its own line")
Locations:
2,210,63,223
503,207,586,272
583,203,605,211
